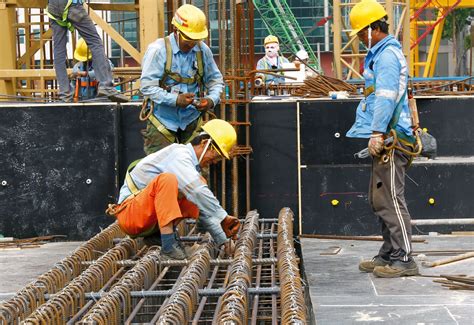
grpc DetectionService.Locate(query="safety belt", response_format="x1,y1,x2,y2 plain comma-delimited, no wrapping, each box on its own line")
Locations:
45,0,75,32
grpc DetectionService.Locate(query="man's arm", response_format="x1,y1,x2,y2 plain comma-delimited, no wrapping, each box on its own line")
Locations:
371,49,403,133
201,45,224,108
140,40,179,107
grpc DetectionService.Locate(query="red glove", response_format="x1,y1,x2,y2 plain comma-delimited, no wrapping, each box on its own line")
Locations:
221,216,240,240
368,134,384,157
176,93,195,108
194,97,214,112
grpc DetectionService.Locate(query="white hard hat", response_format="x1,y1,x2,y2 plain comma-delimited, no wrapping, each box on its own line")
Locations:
296,49,309,60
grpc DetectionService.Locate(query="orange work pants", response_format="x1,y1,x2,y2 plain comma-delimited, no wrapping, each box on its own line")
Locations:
115,173,199,236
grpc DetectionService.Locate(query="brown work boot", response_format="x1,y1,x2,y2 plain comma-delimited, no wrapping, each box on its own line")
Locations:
97,86,129,103
373,259,419,278
161,243,187,260
359,255,391,273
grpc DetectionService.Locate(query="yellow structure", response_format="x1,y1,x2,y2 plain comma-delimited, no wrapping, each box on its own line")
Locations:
0,0,164,99
410,0,474,77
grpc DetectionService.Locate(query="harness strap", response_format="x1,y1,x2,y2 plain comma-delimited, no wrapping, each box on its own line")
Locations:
46,0,74,32
125,159,142,196
162,36,205,94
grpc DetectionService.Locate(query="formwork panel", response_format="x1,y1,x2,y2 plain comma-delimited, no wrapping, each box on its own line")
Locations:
0,104,118,240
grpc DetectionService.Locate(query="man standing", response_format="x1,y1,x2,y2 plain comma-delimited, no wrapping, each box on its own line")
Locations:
140,4,224,155
46,0,128,103
255,35,290,86
106,119,240,260
346,0,418,278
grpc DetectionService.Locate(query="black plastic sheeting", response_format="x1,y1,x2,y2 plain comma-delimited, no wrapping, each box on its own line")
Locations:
0,105,119,240
250,97,474,235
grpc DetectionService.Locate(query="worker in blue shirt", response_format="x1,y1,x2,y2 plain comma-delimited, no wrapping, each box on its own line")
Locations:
346,0,418,278
255,35,290,86
106,119,240,260
70,39,114,101
140,4,224,155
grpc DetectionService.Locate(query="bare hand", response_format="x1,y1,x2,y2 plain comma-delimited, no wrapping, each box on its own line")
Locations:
221,215,240,240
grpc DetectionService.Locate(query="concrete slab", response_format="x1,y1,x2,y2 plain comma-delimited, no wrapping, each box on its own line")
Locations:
301,235,474,324
0,241,82,301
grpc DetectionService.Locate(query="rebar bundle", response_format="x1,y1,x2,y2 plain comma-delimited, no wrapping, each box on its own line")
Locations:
0,210,311,324
278,208,307,325
156,238,213,324
78,248,160,324
216,210,259,324
294,75,357,97
0,223,125,324
22,237,137,325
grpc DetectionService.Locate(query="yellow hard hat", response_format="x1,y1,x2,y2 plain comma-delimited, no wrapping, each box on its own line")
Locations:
74,38,92,62
172,4,208,40
201,119,237,160
349,0,387,37
264,35,279,46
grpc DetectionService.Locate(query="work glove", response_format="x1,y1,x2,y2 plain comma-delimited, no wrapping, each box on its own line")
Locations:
194,97,214,112
221,215,240,240
368,134,384,157
176,92,195,108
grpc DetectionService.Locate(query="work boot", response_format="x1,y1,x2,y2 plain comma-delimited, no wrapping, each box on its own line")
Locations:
359,255,391,273
373,259,419,278
161,242,187,260
59,92,73,103
97,86,129,103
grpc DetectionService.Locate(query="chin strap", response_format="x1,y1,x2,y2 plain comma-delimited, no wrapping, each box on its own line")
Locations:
198,138,212,163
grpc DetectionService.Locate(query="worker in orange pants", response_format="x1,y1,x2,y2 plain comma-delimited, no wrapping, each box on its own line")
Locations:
107,119,240,260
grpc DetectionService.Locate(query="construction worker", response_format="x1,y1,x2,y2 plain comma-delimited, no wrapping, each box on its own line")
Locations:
106,119,240,260
255,35,289,86
346,0,418,278
70,39,114,101
294,49,317,80
140,4,224,155
46,0,128,103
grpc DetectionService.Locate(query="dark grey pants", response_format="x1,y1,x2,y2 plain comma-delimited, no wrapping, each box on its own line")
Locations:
51,4,113,95
368,142,414,262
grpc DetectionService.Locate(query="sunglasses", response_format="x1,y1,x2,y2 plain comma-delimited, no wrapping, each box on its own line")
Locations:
357,28,368,38
211,142,224,159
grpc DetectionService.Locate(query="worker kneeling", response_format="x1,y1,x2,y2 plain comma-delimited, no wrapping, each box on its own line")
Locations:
107,119,240,260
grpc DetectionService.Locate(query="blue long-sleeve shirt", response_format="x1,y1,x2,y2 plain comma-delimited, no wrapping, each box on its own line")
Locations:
118,143,228,245
256,56,289,85
140,33,224,132
346,35,412,138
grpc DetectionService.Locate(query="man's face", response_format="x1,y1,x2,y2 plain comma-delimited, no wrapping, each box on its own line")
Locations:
177,31,198,53
265,43,279,58
199,142,224,168
357,27,370,46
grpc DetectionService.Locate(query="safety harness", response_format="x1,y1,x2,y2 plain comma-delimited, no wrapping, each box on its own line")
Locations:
46,0,77,32
140,35,205,142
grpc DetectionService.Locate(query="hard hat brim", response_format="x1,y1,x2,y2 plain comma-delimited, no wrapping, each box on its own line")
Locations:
74,52,92,62
181,28,209,41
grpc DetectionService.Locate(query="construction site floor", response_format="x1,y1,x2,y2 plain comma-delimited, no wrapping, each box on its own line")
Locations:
0,241,82,301
301,235,474,324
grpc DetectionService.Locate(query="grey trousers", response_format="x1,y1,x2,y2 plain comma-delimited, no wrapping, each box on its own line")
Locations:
368,141,414,262
51,4,113,95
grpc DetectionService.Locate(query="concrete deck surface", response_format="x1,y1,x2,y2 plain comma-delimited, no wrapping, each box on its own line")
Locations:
0,241,82,301
301,235,474,325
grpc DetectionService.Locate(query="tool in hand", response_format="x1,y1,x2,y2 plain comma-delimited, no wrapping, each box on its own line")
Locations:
354,137,393,159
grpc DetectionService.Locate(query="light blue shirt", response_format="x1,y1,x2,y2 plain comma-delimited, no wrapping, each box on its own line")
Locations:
70,60,113,99
346,35,412,138
140,33,224,132
118,143,228,245
256,56,290,85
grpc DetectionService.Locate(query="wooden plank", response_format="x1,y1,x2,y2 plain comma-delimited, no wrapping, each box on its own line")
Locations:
84,3,141,64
